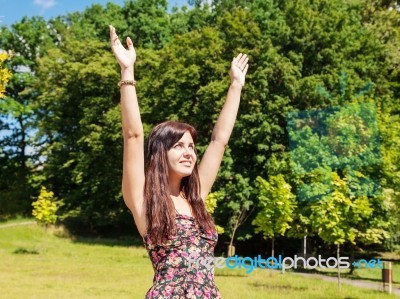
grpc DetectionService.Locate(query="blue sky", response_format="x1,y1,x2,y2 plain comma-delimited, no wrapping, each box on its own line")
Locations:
0,0,188,26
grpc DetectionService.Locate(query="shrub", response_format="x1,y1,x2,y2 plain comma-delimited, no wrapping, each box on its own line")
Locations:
32,186,59,226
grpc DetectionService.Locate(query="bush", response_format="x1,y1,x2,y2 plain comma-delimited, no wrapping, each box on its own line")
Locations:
32,186,59,226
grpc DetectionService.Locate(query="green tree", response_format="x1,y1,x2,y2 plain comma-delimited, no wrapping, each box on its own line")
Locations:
309,172,389,290
252,175,296,258
1,0,399,247
0,17,54,216
122,0,171,49
32,186,59,226
0,52,11,97
360,1,400,246
35,34,124,228
373,97,400,248
205,191,225,234
0,52,13,217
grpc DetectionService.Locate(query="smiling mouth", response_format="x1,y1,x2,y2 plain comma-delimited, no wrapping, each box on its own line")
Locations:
180,161,192,166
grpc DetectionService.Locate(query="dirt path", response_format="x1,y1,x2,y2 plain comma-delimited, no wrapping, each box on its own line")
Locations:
293,272,400,296
0,221,36,229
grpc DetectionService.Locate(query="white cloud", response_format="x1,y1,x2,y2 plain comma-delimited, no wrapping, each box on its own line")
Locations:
34,0,57,10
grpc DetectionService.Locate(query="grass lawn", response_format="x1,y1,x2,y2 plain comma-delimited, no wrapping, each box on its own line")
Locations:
316,261,400,287
350,252,400,286
308,250,400,288
0,219,398,299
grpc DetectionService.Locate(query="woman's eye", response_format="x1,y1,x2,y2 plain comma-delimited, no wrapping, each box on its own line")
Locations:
174,144,182,148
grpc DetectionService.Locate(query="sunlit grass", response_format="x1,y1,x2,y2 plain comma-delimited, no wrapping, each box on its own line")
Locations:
317,261,400,287
0,219,397,299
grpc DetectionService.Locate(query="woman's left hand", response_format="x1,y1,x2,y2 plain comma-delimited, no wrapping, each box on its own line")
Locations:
229,53,249,87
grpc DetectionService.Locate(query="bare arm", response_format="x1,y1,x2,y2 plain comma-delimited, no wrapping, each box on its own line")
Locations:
199,53,249,200
109,25,146,236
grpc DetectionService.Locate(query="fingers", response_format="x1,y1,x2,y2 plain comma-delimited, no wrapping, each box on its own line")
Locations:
242,63,249,76
109,25,120,47
109,25,135,51
233,53,249,72
126,37,134,50
109,25,116,39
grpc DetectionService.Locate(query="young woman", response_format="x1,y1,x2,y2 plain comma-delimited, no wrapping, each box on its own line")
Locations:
109,25,249,299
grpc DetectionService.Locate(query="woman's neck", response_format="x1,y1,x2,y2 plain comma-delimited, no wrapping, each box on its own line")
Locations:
169,175,182,197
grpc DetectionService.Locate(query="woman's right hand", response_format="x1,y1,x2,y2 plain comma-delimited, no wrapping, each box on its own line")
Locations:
109,25,136,70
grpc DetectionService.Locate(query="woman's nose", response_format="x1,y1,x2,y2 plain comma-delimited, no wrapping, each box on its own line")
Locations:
183,147,192,156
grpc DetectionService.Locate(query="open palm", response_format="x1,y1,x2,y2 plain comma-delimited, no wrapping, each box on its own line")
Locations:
229,53,249,87
109,25,136,69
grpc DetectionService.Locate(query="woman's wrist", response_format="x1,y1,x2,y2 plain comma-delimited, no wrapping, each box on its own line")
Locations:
121,66,135,80
230,80,243,89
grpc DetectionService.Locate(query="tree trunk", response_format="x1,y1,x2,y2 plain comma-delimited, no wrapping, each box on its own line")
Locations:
271,237,275,259
228,218,239,257
349,244,355,275
337,244,341,293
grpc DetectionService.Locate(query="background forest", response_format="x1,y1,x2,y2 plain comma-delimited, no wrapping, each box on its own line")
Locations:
0,0,399,258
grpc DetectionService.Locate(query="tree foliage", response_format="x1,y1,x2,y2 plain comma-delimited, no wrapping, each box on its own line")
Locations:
252,175,296,256
253,175,296,239
0,52,11,97
0,0,398,252
32,186,59,226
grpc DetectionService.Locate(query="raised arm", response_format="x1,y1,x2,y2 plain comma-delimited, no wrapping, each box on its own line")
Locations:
109,25,146,236
198,53,249,200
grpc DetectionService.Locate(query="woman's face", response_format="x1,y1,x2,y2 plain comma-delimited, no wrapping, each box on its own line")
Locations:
167,131,197,179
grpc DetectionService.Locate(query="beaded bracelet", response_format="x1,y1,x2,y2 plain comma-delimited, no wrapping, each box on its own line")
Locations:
118,80,137,87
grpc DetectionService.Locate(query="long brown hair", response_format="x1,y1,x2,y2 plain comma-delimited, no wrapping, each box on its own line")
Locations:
144,121,215,244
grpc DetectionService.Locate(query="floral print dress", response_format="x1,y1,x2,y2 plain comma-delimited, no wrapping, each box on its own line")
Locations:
143,214,221,299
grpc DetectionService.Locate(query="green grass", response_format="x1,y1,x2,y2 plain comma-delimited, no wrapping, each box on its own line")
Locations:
0,214,35,224
0,219,398,299
316,262,400,287
305,251,400,288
